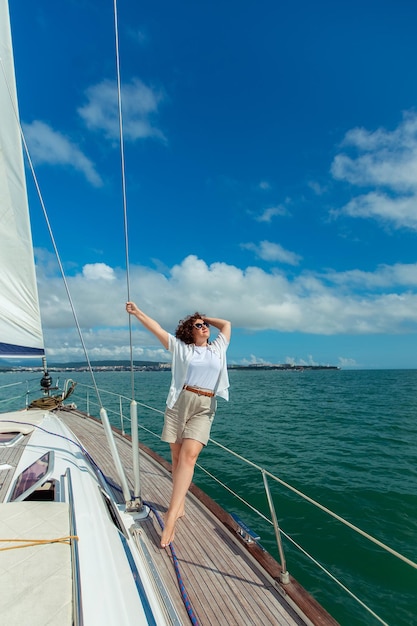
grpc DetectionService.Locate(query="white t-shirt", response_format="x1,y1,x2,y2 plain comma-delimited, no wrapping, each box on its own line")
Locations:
185,345,221,390
165,332,229,409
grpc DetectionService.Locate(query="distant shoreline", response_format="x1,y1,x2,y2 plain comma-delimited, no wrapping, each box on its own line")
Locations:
0,361,340,373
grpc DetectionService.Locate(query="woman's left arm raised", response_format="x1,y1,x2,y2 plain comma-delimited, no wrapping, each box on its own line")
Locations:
204,316,231,343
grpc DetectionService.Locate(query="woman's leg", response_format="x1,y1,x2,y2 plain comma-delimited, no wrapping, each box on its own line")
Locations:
161,438,203,547
170,442,181,474
169,442,185,517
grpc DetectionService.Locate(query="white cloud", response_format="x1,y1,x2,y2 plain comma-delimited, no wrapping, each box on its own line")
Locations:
43,327,169,362
35,253,417,361
258,181,271,191
78,78,166,143
285,355,319,366
256,205,288,222
82,263,116,281
333,192,417,230
331,111,417,230
23,120,102,187
323,262,417,288
338,357,358,368
242,241,302,265
240,354,272,365
308,180,327,195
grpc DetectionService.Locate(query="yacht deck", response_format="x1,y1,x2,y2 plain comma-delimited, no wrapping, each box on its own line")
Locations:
59,408,337,626
0,406,338,625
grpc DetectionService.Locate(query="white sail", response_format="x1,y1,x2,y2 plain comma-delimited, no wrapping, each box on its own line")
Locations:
0,0,44,358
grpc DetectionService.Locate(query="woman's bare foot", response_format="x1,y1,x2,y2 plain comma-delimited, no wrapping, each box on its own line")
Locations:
160,530,175,548
160,513,176,548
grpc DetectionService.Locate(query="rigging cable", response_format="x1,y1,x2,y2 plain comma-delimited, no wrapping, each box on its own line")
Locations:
110,3,202,618
112,0,142,506
0,57,104,412
112,0,135,402
2,28,133,506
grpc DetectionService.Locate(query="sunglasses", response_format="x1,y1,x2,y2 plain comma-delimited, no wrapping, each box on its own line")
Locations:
194,322,210,329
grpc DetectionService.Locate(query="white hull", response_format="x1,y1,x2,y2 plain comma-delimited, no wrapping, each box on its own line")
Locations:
0,409,180,625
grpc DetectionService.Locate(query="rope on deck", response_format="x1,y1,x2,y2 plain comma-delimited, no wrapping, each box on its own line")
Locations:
0,535,78,551
28,382,77,410
144,501,200,626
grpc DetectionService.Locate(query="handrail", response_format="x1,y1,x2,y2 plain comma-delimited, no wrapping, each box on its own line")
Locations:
2,378,414,625
72,385,417,558
262,470,289,583
209,437,417,571
66,468,83,626
0,379,37,408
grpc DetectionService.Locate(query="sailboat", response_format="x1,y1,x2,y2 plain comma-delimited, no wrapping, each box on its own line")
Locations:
0,2,337,623
0,2,339,624
3,2,414,625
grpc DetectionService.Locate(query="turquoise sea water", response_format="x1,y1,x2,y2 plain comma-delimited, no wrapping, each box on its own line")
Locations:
1,368,416,625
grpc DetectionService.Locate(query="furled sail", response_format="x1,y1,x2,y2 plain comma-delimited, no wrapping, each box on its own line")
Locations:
0,0,44,357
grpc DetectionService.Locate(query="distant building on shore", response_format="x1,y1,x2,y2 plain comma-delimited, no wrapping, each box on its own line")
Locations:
1,361,340,373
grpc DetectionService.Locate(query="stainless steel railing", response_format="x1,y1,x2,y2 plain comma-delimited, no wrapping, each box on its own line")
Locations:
76,382,417,626
2,377,415,626
66,468,83,626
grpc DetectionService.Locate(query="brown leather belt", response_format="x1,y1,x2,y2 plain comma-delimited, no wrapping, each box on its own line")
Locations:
183,385,215,398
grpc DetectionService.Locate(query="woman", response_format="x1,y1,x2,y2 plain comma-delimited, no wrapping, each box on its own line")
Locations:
125,301,231,548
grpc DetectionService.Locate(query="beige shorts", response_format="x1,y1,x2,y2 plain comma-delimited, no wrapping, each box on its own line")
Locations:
162,389,216,446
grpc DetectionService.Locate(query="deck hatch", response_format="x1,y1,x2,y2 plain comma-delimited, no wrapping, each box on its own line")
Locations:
8,451,54,502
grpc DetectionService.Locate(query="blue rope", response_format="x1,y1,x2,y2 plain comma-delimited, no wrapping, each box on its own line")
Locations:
144,501,200,626
4,419,108,480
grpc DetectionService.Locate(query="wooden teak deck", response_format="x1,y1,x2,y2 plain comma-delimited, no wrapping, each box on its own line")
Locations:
56,408,338,626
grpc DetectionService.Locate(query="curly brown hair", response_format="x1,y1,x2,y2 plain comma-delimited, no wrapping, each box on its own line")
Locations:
175,312,207,344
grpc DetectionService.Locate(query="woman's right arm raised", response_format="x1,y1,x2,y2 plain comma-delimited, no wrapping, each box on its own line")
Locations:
126,302,169,350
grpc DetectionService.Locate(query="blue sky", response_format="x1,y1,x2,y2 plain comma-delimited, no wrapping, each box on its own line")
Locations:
6,0,417,368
